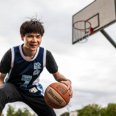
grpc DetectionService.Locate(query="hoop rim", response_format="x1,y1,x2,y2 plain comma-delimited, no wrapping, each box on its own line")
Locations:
73,20,92,31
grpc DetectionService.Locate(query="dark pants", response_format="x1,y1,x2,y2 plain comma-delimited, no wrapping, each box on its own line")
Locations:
0,83,56,116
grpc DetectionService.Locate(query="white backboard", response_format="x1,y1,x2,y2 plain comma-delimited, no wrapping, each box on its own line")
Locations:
72,0,116,44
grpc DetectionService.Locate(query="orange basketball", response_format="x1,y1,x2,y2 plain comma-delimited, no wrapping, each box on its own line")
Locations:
44,82,71,109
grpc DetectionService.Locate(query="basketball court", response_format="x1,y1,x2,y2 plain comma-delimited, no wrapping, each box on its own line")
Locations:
72,0,116,48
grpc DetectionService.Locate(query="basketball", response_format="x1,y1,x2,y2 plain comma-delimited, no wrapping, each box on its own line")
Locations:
44,82,71,109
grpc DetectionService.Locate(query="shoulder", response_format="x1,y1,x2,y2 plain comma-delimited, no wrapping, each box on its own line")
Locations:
2,48,12,59
46,50,56,61
2,45,20,63
41,47,56,62
40,47,53,58
2,48,12,63
46,50,50,54
46,50,53,57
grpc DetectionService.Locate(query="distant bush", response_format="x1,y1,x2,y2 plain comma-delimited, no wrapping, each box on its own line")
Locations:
60,103,116,116
6,105,36,116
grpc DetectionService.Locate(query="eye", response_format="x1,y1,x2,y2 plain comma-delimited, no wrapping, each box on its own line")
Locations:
36,35,41,38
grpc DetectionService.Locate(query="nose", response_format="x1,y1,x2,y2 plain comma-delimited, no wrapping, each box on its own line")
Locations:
32,36,37,42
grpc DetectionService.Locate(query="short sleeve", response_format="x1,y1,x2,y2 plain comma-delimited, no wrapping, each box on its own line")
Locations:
46,50,58,73
0,49,11,73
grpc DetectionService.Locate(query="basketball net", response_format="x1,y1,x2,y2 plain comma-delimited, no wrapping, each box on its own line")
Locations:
73,20,94,43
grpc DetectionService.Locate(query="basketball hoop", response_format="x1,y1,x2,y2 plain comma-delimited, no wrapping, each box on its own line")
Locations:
73,20,94,43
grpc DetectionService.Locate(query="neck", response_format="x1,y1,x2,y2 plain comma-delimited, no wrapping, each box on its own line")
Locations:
22,45,37,59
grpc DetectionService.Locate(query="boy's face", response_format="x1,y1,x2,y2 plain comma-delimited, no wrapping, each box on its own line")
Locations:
22,33,42,51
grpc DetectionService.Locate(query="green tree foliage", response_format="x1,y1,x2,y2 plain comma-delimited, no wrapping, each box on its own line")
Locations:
106,103,116,116
60,103,116,116
6,105,35,116
7,105,15,116
100,107,107,116
60,112,69,116
78,104,101,116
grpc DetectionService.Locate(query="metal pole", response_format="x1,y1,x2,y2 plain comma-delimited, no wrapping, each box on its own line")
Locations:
100,29,116,48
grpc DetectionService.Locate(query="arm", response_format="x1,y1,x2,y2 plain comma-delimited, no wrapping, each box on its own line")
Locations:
0,49,11,85
0,72,6,85
46,50,73,97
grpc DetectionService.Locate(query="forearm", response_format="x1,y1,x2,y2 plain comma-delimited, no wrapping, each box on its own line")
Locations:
53,72,71,83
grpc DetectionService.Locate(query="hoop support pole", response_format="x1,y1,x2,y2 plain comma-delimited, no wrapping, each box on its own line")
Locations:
100,29,116,49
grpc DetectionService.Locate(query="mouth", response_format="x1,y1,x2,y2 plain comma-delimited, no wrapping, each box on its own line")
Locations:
29,44,38,48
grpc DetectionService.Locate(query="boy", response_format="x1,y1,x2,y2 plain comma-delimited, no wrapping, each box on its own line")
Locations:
0,18,72,116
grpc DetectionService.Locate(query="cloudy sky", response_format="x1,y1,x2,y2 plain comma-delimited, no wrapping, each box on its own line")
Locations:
0,0,116,115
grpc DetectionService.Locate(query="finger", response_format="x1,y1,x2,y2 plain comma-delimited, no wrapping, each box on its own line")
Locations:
60,81,69,87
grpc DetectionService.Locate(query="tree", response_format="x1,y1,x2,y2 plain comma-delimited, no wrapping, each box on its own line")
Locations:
78,104,101,116
106,103,116,116
6,105,35,116
7,105,15,116
14,109,22,116
60,112,69,116
100,107,107,116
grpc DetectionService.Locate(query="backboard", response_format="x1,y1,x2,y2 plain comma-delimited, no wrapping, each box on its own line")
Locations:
72,0,116,44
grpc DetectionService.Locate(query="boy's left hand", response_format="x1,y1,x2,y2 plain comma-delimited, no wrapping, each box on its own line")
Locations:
60,80,73,98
